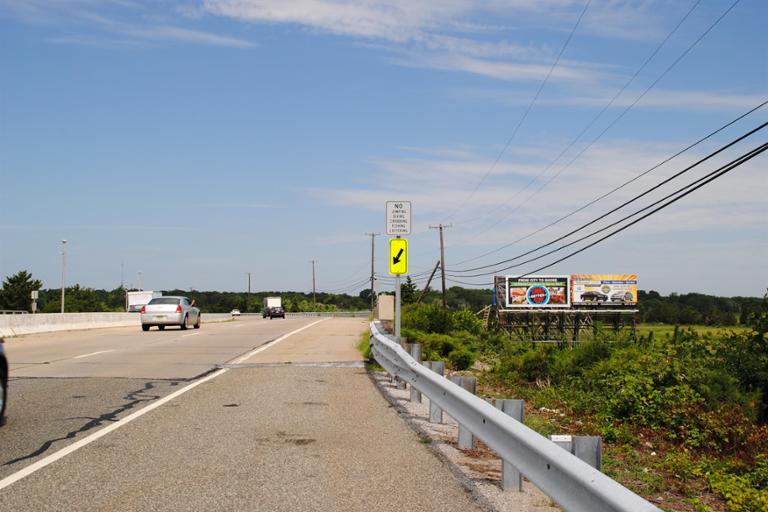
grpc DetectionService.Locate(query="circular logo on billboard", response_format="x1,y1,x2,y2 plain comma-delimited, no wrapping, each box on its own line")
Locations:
527,285,550,305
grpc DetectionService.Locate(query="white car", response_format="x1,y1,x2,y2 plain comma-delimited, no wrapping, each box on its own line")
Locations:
141,296,200,331
230,309,241,316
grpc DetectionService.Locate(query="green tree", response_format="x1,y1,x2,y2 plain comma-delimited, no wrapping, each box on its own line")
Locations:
0,270,42,312
401,276,418,304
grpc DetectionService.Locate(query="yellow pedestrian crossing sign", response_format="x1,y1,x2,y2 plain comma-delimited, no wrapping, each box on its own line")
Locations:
389,238,408,275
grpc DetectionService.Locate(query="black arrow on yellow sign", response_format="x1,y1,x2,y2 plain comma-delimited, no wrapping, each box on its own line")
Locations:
393,248,404,264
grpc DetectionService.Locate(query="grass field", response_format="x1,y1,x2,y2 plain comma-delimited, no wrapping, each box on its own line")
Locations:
637,323,753,338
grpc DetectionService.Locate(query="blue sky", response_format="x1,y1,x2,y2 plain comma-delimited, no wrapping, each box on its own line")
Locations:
1,0,766,296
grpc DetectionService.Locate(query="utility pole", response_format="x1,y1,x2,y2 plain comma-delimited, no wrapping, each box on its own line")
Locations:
429,224,452,307
137,271,143,291
60,240,67,314
247,272,251,312
364,232,380,311
309,260,317,306
416,260,441,304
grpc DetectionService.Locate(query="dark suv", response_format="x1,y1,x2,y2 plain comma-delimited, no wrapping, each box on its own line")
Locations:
581,291,608,302
268,306,286,319
1,338,8,426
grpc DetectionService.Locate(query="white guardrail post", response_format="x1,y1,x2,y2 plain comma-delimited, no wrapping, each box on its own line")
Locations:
369,321,661,512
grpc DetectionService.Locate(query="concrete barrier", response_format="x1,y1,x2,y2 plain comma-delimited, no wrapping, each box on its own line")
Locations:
0,312,234,338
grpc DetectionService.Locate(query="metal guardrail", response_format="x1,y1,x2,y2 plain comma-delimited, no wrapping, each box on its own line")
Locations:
369,321,661,512
0,310,29,315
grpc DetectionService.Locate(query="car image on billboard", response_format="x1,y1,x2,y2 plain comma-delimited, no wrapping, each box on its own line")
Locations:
571,274,638,306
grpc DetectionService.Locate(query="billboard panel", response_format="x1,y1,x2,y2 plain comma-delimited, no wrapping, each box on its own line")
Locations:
506,276,570,308
571,274,638,306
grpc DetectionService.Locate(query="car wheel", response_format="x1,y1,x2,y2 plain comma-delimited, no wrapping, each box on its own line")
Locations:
158,325,165,331
142,324,150,332
194,314,201,329
180,315,189,330
0,363,7,427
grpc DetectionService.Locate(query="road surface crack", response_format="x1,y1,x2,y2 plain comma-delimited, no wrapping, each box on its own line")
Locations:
3,380,175,466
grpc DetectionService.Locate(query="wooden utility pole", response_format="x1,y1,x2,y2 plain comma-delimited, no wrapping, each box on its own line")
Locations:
309,260,317,305
364,233,380,311
429,224,452,307
416,260,441,304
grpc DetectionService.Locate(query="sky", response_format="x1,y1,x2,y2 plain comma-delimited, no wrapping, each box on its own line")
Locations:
0,0,766,297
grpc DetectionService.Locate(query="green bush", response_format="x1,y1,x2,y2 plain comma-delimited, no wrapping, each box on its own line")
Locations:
448,346,476,371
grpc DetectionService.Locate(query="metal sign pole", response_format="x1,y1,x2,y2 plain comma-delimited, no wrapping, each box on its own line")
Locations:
395,235,402,341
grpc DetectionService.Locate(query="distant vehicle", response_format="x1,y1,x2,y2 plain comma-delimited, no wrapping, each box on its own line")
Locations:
230,309,241,316
263,296,282,318
611,291,634,303
127,290,162,312
581,291,608,302
268,306,285,319
0,338,7,426
140,296,200,331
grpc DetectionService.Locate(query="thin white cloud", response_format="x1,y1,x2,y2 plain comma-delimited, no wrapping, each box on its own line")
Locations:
0,0,256,48
201,202,272,208
120,24,255,47
460,87,767,111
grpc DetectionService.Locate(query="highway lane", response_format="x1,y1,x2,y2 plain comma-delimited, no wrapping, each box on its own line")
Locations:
0,317,483,511
0,316,320,480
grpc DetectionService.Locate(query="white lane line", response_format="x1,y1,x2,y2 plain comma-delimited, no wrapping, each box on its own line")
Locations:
73,350,115,360
0,317,330,492
181,333,201,338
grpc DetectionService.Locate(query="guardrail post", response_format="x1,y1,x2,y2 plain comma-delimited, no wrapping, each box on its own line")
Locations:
395,338,408,389
409,343,422,403
574,436,602,470
426,361,444,423
496,399,525,491
549,435,602,470
457,377,476,450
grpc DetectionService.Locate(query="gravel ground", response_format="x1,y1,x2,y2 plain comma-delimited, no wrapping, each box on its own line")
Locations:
370,372,561,512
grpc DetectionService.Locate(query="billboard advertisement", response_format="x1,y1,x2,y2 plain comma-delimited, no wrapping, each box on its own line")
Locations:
506,276,570,308
571,274,638,306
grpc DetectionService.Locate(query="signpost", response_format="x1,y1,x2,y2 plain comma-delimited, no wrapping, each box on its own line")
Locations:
386,201,411,341
389,238,408,275
31,290,39,314
386,201,411,236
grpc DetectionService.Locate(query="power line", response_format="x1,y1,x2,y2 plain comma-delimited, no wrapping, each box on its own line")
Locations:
440,0,593,223
448,118,768,275
450,99,767,267
450,0,742,256
517,141,767,278
448,140,768,280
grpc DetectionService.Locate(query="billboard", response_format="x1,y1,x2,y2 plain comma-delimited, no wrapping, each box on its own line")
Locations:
571,274,638,306
506,276,570,308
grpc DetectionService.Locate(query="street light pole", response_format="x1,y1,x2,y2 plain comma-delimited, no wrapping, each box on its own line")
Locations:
247,272,251,312
309,260,317,306
60,240,67,313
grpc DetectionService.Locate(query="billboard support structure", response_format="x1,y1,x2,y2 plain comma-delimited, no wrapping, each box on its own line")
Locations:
492,276,637,344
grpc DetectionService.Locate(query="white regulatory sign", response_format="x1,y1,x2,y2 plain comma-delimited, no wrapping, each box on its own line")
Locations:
386,201,411,235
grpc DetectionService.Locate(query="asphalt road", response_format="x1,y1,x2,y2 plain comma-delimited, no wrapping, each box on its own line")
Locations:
0,317,482,511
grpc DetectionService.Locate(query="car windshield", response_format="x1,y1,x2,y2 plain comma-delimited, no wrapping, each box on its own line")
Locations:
148,298,181,305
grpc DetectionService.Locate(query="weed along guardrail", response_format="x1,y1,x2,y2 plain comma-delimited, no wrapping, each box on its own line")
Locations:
369,321,662,512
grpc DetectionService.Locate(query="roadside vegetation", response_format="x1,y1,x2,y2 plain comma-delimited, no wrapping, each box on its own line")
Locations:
396,297,768,512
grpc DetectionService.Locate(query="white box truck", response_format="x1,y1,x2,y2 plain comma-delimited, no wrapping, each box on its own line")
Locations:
127,291,162,312
262,296,284,319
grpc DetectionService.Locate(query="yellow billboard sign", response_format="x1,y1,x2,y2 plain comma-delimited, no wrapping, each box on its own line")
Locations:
571,274,638,305
389,238,408,275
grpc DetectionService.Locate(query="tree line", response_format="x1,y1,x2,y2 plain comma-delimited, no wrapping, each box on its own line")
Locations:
0,270,763,324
